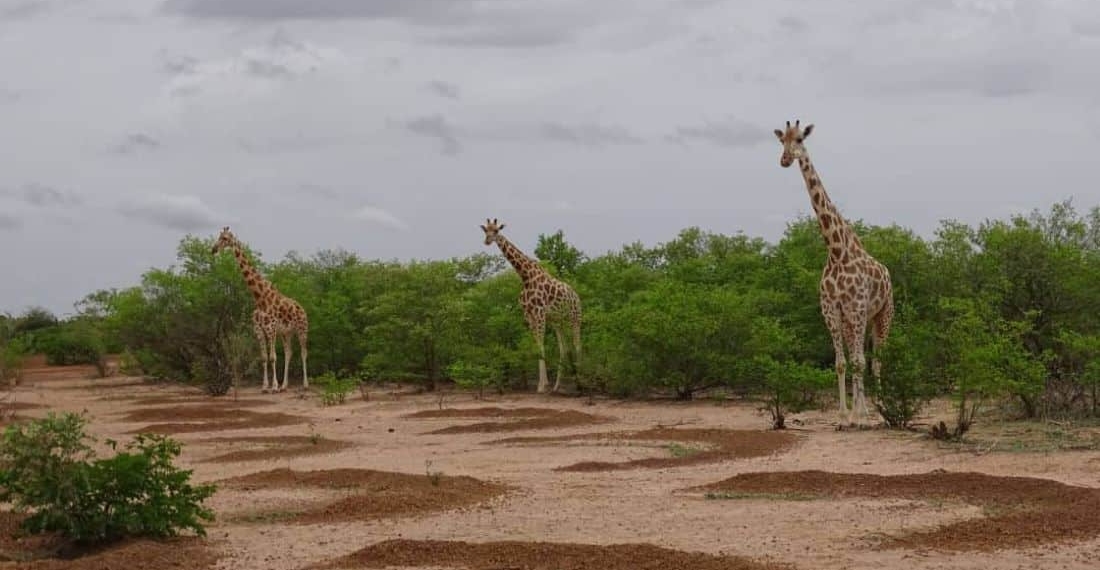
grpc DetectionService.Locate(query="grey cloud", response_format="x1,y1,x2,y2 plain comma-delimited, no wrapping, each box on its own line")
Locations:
0,89,20,104
432,26,574,49
161,0,475,24
244,58,293,78
404,115,462,156
778,16,808,32
540,123,644,147
426,80,460,100
113,133,160,154
666,119,769,148
19,183,83,208
1,0,53,19
869,58,1051,98
116,194,225,232
1072,20,1100,38
294,183,341,201
351,205,409,231
0,213,21,230
161,54,199,75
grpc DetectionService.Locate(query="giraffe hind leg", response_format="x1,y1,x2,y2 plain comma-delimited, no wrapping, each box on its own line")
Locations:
553,326,566,393
298,330,309,389
281,332,293,392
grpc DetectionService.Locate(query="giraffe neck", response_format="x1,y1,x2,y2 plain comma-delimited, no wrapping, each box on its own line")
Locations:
495,235,542,283
230,244,272,305
798,154,861,261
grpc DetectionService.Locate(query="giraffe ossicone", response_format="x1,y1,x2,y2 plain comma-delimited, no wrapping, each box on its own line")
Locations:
774,121,894,428
481,218,582,394
212,226,310,393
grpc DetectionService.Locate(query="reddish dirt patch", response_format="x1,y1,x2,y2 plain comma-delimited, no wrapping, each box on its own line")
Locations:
692,470,1100,552
197,436,354,463
492,428,799,471
0,402,45,411
313,539,790,570
127,396,273,408
127,409,306,435
407,407,612,434
219,468,511,524
0,512,218,569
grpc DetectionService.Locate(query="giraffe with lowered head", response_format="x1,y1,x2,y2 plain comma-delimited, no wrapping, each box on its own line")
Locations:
481,218,582,393
774,120,894,427
212,227,309,393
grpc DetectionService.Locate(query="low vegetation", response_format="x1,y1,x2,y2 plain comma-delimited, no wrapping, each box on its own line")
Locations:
0,412,216,545
5,200,1099,434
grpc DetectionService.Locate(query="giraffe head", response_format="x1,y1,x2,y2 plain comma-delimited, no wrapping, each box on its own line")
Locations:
211,226,239,255
480,218,506,246
774,119,814,168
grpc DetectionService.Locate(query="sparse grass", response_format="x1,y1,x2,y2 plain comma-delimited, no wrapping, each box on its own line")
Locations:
666,443,703,458
229,509,303,524
935,419,1100,454
704,491,818,502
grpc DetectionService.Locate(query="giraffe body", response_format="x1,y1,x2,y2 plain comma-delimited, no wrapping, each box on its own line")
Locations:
774,121,894,427
481,219,582,393
213,227,309,392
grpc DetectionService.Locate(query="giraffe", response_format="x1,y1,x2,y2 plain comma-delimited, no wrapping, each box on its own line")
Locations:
481,218,582,393
211,227,310,393
773,120,894,427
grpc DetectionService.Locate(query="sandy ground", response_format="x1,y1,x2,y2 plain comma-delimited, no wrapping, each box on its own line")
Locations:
4,362,1100,570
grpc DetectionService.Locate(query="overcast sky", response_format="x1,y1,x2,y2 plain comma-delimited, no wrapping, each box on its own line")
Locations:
2,0,1099,315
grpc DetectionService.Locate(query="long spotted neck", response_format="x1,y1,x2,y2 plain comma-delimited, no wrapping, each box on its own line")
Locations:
798,153,861,262
495,235,541,283
230,244,271,304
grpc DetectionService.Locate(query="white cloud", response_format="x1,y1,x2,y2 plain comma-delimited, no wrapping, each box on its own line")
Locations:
350,205,409,231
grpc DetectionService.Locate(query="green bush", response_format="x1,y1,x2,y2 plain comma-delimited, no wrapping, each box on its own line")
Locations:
0,413,216,545
868,315,939,428
37,323,105,366
756,355,833,429
315,372,357,406
447,360,502,399
0,337,28,387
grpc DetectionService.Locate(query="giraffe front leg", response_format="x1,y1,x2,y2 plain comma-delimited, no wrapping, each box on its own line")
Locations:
299,331,309,390
281,332,292,392
267,334,278,393
553,327,566,393
257,331,270,394
526,312,549,394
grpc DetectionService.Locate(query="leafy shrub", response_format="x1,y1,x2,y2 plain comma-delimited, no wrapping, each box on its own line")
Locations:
756,355,833,429
37,323,105,366
0,337,27,387
447,360,502,399
0,413,216,545
868,314,938,428
315,372,357,406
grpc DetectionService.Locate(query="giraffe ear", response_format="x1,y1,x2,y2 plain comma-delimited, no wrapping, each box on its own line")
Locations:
773,129,784,140
479,225,487,232
802,124,814,138
499,223,506,231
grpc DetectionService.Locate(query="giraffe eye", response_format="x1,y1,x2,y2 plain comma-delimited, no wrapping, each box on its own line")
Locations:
796,137,804,143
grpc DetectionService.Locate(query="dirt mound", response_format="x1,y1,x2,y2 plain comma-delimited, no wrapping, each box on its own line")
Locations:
128,409,306,435
120,406,273,423
314,539,790,570
692,470,1100,552
198,436,354,463
220,468,511,524
414,407,612,435
0,511,218,569
127,395,273,408
407,406,573,419
493,428,799,471
0,402,45,411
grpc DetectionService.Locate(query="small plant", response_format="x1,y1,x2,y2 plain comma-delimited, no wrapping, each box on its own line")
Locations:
0,412,216,545
358,379,370,401
315,372,356,406
306,423,321,445
447,360,502,400
0,337,27,388
424,459,442,487
666,443,702,458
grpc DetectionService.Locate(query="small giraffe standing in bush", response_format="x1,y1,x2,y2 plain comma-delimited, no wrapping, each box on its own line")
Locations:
481,218,581,393
212,227,309,392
